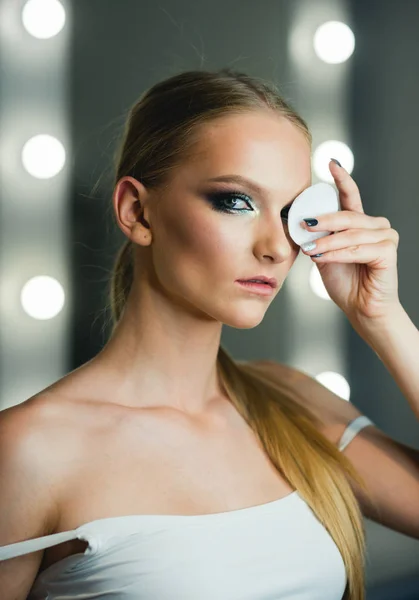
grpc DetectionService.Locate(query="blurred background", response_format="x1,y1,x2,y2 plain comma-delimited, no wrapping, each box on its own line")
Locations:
0,0,418,597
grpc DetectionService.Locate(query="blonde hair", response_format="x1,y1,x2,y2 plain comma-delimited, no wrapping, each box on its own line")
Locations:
106,68,372,599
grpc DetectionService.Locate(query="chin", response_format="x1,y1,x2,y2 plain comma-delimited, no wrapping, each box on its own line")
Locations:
218,305,268,329
229,316,266,329
189,285,273,328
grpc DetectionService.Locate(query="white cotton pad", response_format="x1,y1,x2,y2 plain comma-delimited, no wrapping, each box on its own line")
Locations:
287,182,341,246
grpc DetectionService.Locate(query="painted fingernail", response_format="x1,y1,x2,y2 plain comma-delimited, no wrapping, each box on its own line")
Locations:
301,241,317,252
312,253,323,257
303,218,318,227
331,158,342,167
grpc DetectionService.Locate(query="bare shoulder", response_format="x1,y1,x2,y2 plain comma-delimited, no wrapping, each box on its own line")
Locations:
0,386,116,466
0,383,132,533
0,392,79,456
0,394,59,457
0,394,74,499
0,397,64,549
0,391,95,518
243,359,363,439
0,394,80,596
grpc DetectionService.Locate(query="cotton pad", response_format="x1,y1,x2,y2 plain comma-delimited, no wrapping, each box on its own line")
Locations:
287,182,340,246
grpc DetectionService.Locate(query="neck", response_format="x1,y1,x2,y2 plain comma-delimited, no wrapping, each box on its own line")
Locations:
94,278,226,415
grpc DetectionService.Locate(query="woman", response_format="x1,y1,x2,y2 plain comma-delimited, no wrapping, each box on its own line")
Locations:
0,68,418,600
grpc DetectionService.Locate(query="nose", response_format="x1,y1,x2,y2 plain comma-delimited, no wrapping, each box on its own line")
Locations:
253,213,294,263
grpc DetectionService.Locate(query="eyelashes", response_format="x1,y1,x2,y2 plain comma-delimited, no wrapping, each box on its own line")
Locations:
206,190,291,222
280,205,291,222
206,190,252,213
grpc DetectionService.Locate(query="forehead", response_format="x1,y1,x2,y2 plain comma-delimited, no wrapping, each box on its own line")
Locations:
175,111,312,195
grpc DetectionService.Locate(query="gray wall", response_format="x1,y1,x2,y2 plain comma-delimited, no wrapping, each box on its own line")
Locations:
346,0,419,588
348,0,419,449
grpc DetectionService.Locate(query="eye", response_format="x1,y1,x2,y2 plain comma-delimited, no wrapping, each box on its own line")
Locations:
280,205,291,223
206,190,254,214
207,190,292,221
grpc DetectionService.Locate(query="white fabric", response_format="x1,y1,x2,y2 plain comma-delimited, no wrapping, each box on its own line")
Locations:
0,415,374,600
337,415,373,451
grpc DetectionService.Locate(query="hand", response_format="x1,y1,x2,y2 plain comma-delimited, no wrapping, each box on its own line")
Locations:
300,160,401,323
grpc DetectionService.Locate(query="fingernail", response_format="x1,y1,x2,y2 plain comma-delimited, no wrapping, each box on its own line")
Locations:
303,218,318,227
301,241,317,252
312,253,323,257
331,158,342,167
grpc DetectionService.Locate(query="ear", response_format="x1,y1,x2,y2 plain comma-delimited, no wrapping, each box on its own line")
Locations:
112,176,152,246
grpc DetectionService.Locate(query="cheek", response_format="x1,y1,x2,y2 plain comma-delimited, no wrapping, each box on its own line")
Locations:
183,215,241,277
153,209,239,290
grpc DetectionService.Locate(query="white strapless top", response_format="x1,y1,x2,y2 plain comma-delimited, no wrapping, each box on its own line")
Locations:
0,415,374,600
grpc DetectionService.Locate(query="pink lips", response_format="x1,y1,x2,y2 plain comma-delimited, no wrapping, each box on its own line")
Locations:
237,276,278,288
236,281,276,296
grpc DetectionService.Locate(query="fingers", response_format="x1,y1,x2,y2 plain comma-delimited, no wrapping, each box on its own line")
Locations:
309,239,397,264
329,159,364,214
301,210,391,233
301,228,399,259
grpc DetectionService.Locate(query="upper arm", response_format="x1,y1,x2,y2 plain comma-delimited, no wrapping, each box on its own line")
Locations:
0,401,60,599
247,360,419,539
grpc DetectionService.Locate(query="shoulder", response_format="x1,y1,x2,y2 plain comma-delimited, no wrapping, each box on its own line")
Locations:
243,359,363,440
0,395,68,544
0,394,74,480
0,393,93,507
0,394,57,454
0,392,78,450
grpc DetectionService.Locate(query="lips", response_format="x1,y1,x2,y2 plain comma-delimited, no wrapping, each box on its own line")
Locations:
238,277,278,289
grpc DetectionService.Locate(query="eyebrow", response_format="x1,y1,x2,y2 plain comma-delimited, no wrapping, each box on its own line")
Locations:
205,174,266,196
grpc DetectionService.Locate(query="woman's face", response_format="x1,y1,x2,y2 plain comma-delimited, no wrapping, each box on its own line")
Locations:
136,110,312,328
